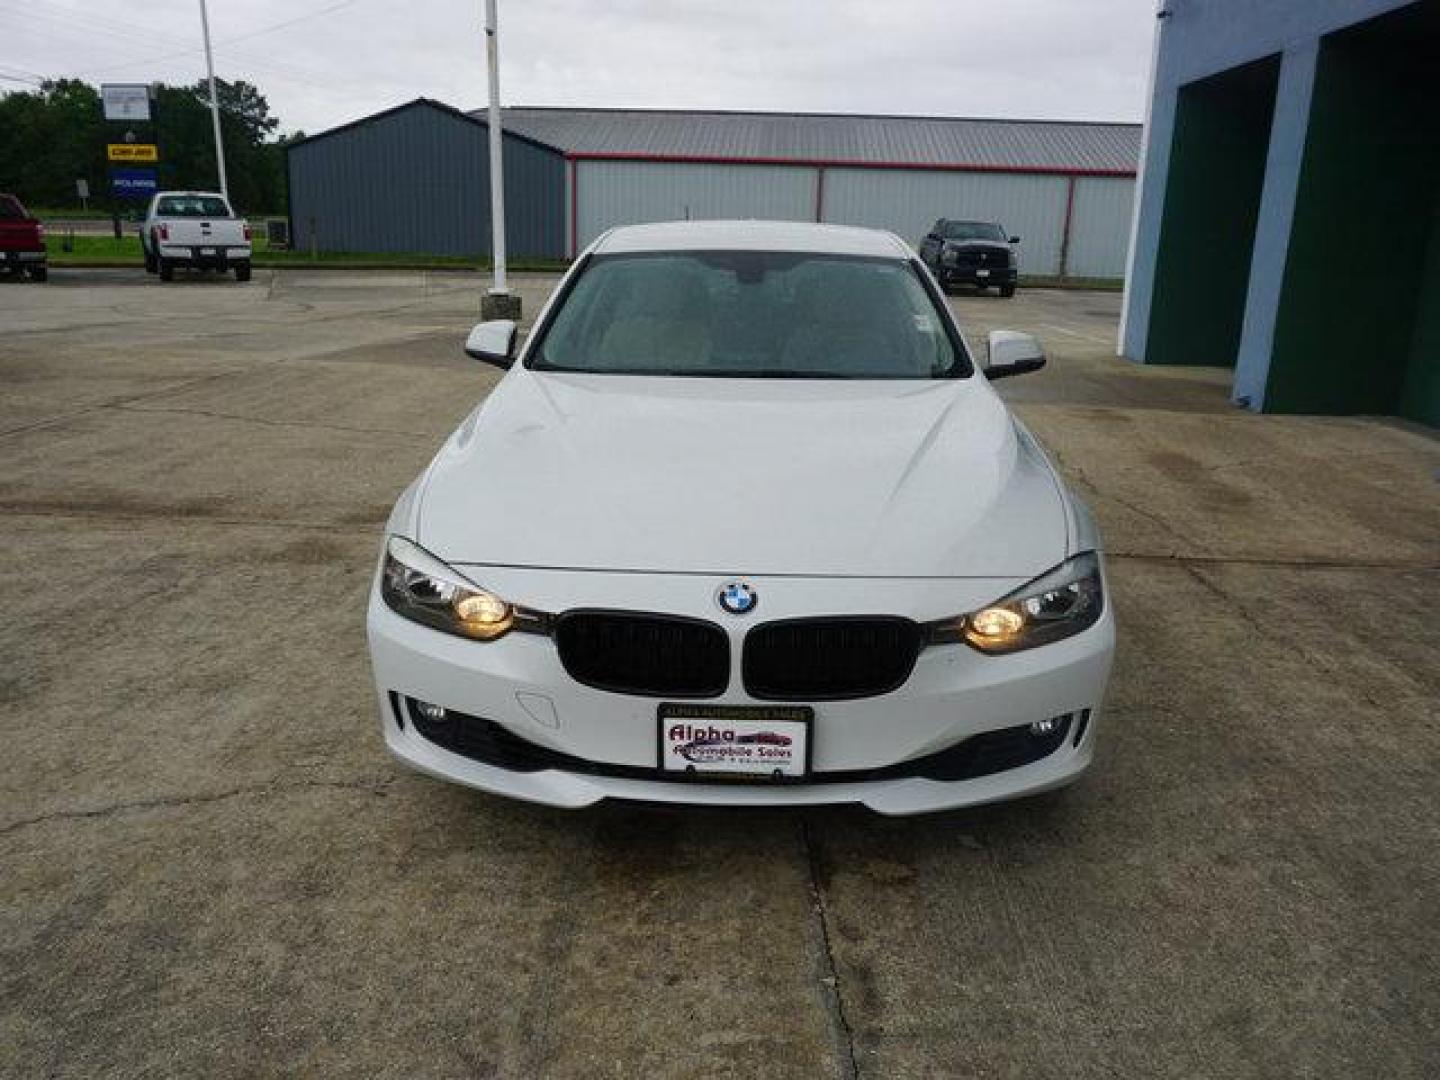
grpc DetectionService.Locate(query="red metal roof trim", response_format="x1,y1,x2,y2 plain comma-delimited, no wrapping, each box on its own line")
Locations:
563,150,1135,178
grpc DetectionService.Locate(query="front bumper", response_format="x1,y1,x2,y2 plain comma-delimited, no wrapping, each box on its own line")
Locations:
366,566,1115,815
2,250,46,267
157,245,251,269
941,264,1018,286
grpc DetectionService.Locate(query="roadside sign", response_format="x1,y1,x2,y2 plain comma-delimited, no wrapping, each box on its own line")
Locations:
76,178,90,199
110,168,159,199
108,143,159,163
101,84,151,122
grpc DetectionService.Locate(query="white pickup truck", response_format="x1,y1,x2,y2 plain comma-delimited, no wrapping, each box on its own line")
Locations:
141,191,252,282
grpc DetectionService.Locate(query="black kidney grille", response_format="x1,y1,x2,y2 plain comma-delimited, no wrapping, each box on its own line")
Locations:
743,616,923,701
554,610,729,698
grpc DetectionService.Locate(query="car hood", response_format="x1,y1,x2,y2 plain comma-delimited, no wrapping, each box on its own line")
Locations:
417,372,1067,578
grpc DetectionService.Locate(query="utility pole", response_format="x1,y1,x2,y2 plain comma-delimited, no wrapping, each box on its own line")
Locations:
198,0,229,200
480,0,521,320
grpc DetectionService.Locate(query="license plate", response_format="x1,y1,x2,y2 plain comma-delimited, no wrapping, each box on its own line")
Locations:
200,247,216,255
659,704,812,780
976,269,991,278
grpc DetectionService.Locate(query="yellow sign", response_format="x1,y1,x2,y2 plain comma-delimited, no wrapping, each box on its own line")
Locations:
107,143,158,163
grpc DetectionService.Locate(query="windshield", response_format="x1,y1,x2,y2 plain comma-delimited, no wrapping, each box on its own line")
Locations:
942,221,1005,242
156,195,231,218
531,251,966,379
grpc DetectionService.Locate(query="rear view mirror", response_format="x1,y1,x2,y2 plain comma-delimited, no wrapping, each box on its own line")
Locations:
464,320,518,369
984,330,1046,380
1009,236,1021,244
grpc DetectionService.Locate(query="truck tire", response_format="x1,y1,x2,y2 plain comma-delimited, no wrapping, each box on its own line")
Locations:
144,250,157,274
1000,284,1017,298
234,261,252,282
158,259,174,282
27,265,48,282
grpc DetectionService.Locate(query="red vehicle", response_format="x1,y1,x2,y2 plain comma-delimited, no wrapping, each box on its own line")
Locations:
0,195,47,281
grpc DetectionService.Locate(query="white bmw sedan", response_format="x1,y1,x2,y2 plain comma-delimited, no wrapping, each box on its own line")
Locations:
367,221,1114,814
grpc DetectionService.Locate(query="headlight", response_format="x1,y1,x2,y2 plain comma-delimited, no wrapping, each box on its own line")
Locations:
380,536,547,641
928,552,1104,655
941,243,959,265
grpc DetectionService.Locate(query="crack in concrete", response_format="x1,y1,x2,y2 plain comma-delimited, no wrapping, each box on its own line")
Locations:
0,367,253,440
1107,551,1440,572
1177,562,1402,711
1098,486,1201,552
799,819,860,1080
0,775,397,838
109,402,434,440
1,506,381,533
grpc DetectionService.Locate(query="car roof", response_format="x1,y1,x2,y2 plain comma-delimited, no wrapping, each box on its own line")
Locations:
593,220,912,258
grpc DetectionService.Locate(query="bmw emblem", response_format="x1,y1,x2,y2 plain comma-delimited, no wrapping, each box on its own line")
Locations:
717,580,758,616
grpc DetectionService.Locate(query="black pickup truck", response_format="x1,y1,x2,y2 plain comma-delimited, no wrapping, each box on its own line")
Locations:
918,219,1019,297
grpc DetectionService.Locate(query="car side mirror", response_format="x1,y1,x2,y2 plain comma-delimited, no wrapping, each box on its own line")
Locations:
985,330,1046,380
1009,236,1021,244
464,319,517,369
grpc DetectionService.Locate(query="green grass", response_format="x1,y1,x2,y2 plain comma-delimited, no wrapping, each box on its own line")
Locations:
44,234,568,271
32,207,286,223
27,206,118,220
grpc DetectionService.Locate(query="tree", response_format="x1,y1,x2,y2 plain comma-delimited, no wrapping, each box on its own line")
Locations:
0,80,106,208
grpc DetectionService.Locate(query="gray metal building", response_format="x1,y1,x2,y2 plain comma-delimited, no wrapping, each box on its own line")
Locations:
287,100,1141,277
286,99,565,258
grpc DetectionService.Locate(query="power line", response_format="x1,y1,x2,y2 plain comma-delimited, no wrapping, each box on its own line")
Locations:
219,0,359,47
12,0,363,84
2,6,371,100
0,61,49,86
2,0,426,116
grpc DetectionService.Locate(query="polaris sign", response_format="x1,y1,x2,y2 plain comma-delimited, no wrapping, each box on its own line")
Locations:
110,168,159,199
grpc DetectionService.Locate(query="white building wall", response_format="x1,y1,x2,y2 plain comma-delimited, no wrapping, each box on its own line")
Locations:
573,158,1134,279
1066,176,1136,279
575,161,817,249
821,168,1071,276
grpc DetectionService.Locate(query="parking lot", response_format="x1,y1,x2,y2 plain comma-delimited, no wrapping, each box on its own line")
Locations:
2,268,1438,1078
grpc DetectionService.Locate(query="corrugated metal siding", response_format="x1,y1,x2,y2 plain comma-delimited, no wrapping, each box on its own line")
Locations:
287,102,564,257
821,168,1070,276
576,161,817,249
1066,177,1136,278
500,107,1141,173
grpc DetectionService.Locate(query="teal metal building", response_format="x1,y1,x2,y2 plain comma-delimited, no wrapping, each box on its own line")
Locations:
1122,0,1439,426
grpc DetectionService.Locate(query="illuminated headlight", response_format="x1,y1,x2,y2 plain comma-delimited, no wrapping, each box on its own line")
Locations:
928,552,1104,655
380,536,546,641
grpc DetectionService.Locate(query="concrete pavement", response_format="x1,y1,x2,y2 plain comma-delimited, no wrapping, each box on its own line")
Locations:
2,269,1437,1078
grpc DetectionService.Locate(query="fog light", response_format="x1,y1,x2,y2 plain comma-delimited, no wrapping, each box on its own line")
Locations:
1030,716,1061,737
415,700,448,723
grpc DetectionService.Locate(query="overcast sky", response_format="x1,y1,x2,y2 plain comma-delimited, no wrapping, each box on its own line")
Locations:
3,0,1158,135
